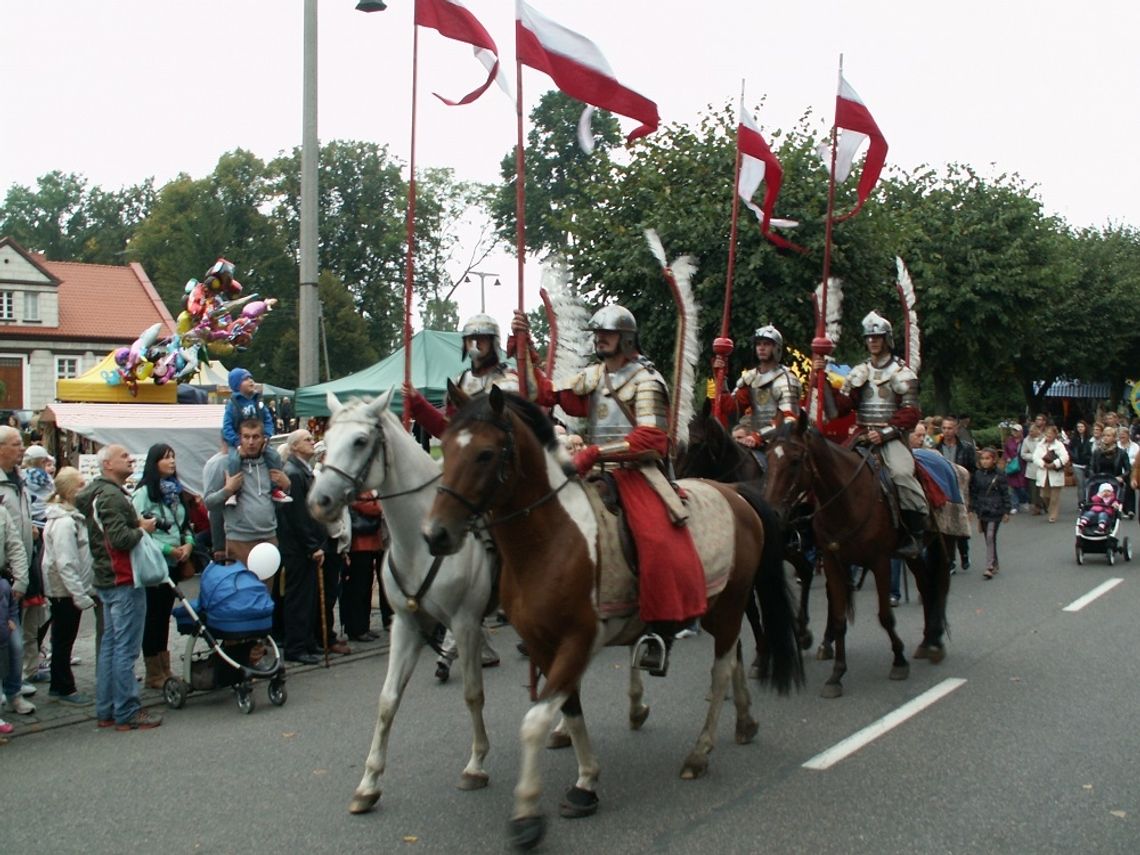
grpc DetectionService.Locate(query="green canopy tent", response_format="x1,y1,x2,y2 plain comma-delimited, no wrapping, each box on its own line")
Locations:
294,329,474,417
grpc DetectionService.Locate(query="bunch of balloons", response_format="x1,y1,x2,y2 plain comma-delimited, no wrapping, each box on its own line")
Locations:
104,258,277,393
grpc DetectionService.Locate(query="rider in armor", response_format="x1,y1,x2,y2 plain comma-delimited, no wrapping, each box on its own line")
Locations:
513,305,707,677
812,311,926,558
404,313,530,679
714,324,803,450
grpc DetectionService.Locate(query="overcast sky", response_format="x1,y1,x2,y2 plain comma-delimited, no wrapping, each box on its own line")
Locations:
3,1,1138,324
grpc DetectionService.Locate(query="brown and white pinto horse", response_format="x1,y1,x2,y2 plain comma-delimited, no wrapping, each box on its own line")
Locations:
423,386,802,851
763,412,951,699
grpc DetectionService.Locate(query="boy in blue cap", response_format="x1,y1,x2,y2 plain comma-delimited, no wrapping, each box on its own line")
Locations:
224,367,290,505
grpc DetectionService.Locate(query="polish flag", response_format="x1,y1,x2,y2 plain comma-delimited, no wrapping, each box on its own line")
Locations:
515,1,659,148
416,0,509,106
831,73,888,221
737,106,801,250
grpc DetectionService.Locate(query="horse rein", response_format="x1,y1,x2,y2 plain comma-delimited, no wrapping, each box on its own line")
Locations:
772,436,875,549
320,410,442,501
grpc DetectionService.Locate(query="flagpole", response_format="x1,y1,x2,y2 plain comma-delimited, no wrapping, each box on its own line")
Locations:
514,57,529,399
812,55,842,425
401,18,420,431
713,80,746,427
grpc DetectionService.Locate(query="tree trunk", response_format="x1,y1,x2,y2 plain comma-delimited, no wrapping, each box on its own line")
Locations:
931,367,952,417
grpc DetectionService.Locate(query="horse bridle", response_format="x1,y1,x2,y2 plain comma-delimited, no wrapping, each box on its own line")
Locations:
320,412,442,501
771,434,873,525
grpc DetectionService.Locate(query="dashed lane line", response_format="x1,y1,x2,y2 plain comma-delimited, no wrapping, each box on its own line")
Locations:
1062,578,1124,612
802,678,968,771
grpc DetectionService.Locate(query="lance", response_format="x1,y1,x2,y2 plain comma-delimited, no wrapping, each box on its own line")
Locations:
812,56,843,425
401,14,420,431
713,81,747,428
513,58,529,400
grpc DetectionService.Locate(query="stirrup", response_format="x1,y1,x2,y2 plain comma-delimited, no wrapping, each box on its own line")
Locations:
895,534,922,560
632,633,669,678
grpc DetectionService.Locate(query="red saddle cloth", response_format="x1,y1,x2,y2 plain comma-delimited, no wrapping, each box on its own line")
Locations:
914,459,949,509
611,468,707,623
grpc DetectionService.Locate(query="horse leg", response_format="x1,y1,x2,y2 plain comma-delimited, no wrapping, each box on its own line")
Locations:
557,689,601,819
349,615,426,814
871,556,908,681
681,641,739,779
509,690,568,851
744,592,768,680
628,655,650,730
913,535,949,662
547,715,572,749
730,641,758,744
819,555,848,698
454,621,491,789
792,552,815,650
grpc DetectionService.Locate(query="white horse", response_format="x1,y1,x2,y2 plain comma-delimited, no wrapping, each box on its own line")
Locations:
307,390,498,811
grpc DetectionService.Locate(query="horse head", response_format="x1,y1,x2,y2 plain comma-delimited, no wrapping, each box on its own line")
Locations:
307,388,396,522
763,410,813,519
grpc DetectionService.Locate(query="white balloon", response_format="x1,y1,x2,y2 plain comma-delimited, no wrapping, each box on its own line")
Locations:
247,542,281,581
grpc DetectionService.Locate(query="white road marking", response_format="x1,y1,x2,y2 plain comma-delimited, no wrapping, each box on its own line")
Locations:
802,678,967,771
1063,578,1123,612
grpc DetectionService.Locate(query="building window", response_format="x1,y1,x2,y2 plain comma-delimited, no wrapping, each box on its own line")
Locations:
0,291,13,321
23,291,39,322
56,357,79,379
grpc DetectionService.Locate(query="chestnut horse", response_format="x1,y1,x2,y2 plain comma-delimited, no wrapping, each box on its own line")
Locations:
763,413,950,698
424,386,802,851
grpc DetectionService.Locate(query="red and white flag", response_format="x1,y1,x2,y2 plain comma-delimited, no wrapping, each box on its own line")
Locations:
737,106,801,250
416,0,508,106
515,1,659,148
830,73,888,221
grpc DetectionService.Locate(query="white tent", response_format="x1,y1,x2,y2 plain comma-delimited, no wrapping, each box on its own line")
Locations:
41,404,226,495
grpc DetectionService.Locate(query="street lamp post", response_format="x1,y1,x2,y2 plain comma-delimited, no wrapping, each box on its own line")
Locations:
298,0,320,387
465,271,501,313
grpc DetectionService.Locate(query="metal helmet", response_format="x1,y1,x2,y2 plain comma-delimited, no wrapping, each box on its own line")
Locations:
586,304,639,356
459,313,501,364
752,324,784,361
861,310,894,351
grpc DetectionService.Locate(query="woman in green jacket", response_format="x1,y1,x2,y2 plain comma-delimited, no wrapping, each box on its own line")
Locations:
132,444,196,689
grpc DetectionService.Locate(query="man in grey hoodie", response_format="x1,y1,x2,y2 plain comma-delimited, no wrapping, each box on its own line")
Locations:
204,419,289,567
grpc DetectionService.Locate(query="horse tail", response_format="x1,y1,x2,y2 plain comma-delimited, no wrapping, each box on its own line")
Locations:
926,532,952,642
735,484,805,694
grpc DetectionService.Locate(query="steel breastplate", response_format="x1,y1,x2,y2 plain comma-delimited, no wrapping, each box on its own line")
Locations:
851,359,902,427
743,367,799,429
458,366,519,396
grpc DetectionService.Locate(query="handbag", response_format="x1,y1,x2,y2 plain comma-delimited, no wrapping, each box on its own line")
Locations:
95,497,169,588
1004,455,1021,475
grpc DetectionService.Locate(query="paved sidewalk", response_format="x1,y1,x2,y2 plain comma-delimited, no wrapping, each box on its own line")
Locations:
2,577,391,739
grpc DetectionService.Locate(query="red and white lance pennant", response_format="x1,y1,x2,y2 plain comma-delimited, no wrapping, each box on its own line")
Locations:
416,0,509,105
826,73,888,221
515,0,659,152
737,105,804,252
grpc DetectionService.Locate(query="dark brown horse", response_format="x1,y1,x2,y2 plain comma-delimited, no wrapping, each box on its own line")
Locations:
675,411,817,655
424,386,802,851
763,412,950,698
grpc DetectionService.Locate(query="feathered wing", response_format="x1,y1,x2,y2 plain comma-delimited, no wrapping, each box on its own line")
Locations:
643,228,699,447
895,257,920,372
539,258,590,426
813,277,844,345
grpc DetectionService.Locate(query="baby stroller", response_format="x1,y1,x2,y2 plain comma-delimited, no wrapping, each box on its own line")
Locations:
166,560,287,714
1074,477,1133,566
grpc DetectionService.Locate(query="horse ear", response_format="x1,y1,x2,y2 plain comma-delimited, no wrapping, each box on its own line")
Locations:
489,384,505,415
367,387,393,416
326,392,343,415
447,378,470,409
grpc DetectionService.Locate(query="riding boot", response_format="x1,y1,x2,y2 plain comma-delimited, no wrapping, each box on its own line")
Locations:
633,623,674,678
896,510,925,560
160,650,174,680
143,656,166,690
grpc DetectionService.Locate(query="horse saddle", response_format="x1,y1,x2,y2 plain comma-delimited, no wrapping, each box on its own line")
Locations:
588,472,640,575
853,445,903,530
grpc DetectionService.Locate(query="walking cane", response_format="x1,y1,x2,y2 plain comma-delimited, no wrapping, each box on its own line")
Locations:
317,555,330,668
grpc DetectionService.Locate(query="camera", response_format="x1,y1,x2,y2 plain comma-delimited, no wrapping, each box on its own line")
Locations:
142,511,172,533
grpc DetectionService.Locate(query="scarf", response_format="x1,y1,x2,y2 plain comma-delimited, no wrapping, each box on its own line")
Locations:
160,477,183,507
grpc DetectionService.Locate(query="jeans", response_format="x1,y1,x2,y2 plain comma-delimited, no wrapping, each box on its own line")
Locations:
2,611,23,699
95,584,146,724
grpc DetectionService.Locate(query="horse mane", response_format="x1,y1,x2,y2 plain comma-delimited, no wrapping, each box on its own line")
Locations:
450,390,557,450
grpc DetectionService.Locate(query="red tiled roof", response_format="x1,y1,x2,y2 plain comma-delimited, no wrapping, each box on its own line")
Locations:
1,252,174,343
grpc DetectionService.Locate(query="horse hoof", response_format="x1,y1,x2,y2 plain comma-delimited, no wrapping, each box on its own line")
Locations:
348,790,380,814
458,771,489,790
546,730,572,750
735,716,759,745
915,643,945,664
559,786,599,819
889,665,910,681
816,644,834,661
819,682,843,699
629,704,650,731
748,664,761,680
509,814,547,851
680,752,709,780
799,632,814,651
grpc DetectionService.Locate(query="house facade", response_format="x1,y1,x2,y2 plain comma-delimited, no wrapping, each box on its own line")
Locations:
0,236,174,413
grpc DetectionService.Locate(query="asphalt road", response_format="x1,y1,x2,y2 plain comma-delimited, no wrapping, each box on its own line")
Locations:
7,491,1138,854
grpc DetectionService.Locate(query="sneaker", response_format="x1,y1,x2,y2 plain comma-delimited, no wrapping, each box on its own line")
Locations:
224,493,238,507
70,656,83,666
961,560,971,572
327,641,352,655
270,489,293,504
20,682,37,696
96,719,115,729
481,652,501,668
29,668,50,683
53,692,93,706
115,709,163,731
1009,507,1019,515
0,718,12,735
5,695,35,715
889,595,901,607
675,628,697,640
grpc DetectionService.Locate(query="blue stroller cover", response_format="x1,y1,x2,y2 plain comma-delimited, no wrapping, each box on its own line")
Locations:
178,561,275,636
